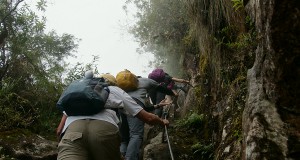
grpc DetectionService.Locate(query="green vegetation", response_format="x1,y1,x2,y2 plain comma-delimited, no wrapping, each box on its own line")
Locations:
176,113,205,129
231,0,244,11
126,1,256,158
0,0,80,138
191,143,214,160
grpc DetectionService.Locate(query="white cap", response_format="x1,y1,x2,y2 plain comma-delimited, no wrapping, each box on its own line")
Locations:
84,70,94,79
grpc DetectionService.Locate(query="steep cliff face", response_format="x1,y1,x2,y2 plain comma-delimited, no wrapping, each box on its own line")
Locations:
243,0,300,159
175,0,299,159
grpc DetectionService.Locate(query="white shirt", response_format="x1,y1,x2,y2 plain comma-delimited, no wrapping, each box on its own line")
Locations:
62,86,143,133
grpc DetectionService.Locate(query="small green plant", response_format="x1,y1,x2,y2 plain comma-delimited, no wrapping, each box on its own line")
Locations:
231,0,244,11
191,142,214,160
233,129,242,141
176,113,205,128
220,26,238,43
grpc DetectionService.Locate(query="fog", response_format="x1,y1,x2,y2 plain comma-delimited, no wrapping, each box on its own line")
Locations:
39,0,154,77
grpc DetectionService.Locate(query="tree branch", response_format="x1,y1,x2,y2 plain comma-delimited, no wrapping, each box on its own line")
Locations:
0,0,25,24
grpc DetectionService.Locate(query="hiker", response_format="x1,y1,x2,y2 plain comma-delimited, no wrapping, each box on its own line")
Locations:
55,73,119,140
56,71,169,160
148,69,190,118
117,75,175,160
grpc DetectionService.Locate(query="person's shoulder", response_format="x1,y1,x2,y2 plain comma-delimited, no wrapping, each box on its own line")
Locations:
138,77,150,81
139,77,158,84
108,86,123,92
107,86,129,99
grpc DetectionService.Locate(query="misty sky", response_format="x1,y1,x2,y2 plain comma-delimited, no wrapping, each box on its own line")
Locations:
34,0,154,77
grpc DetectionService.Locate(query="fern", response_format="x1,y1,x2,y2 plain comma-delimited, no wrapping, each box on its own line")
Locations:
231,0,244,11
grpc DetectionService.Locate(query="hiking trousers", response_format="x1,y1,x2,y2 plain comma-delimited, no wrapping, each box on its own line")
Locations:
127,115,145,160
120,98,145,160
57,119,121,160
120,114,145,160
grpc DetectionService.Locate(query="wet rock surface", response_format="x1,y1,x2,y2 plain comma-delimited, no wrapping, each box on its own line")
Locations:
0,130,57,160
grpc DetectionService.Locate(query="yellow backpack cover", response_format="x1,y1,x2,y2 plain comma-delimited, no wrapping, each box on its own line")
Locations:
116,69,138,92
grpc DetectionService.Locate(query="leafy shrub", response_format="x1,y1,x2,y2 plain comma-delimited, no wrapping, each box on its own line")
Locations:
176,113,205,129
0,92,37,131
191,143,214,160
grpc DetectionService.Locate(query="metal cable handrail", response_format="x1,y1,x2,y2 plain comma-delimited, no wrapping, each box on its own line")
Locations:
161,83,190,160
163,106,174,160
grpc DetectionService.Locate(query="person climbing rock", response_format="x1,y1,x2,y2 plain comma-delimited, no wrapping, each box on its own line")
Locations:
56,71,169,160
115,70,174,160
148,68,190,118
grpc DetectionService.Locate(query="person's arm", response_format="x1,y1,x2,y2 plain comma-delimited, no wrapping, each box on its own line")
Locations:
156,101,172,107
143,101,172,112
56,114,67,139
136,109,169,126
171,77,190,84
112,86,169,126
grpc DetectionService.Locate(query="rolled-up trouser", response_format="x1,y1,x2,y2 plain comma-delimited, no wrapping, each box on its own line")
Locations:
57,119,121,160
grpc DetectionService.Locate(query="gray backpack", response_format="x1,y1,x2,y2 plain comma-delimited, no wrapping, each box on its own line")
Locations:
56,77,109,116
